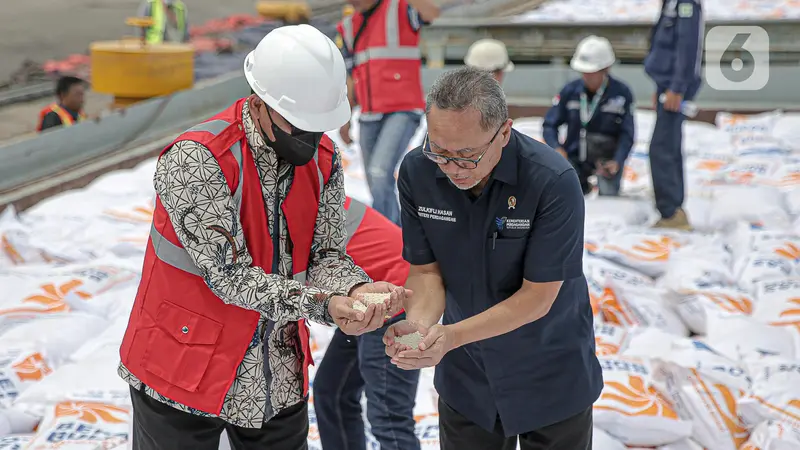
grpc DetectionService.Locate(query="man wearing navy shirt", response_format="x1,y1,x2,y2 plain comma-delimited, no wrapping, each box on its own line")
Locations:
385,66,601,449
543,35,635,196
644,0,704,229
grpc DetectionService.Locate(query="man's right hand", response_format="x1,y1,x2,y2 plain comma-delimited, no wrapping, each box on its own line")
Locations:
556,147,568,159
339,122,353,145
383,320,428,358
328,295,386,335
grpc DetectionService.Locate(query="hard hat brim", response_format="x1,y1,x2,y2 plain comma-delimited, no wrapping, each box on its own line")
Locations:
244,51,352,132
570,58,608,74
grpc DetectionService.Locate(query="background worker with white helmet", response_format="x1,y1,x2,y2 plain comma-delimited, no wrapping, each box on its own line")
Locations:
542,35,635,196
464,38,515,83
118,24,410,449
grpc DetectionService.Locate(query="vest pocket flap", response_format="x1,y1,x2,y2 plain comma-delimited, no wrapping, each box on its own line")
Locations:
156,300,223,345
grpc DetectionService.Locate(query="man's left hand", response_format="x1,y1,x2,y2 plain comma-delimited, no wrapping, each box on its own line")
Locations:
662,90,683,112
390,324,453,370
350,282,412,318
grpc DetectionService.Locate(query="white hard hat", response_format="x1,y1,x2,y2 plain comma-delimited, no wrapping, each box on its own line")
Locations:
464,39,514,72
244,24,351,132
570,35,616,73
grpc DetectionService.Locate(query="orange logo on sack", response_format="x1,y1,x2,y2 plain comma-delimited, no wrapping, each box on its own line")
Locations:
0,280,89,316
604,236,681,262
703,292,753,315
691,370,750,446
695,160,727,172
54,402,129,424
1,235,24,265
595,374,679,418
599,287,634,326
769,298,800,333
623,166,638,183
103,205,155,224
774,243,800,261
594,338,620,356
12,353,53,381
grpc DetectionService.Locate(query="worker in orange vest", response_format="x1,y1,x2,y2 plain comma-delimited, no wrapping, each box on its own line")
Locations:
36,76,87,132
314,196,419,450
335,0,439,225
118,25,411,449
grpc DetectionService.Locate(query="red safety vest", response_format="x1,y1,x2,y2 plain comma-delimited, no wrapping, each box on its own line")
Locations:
119,98,333,415
344,197,408,318
36,103,86,132
336,0,425,114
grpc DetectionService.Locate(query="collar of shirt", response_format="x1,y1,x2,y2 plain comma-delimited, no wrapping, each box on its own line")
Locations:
435,130,519,186
241,98,271,156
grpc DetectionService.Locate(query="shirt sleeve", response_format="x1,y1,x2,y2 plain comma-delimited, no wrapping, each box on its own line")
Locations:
398,155,436,265
407,5,428,32
154,140,336,324
671,0,703,95
542,87,569,150
39,111,63,132
306,144,372,295
523,169,585,282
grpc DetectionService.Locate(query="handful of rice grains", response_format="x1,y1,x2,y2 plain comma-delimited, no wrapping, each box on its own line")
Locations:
352,292,391,312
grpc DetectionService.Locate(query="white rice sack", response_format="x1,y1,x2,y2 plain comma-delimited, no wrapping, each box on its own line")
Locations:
738,358,800,429
726,223,800,261
593,356,692,446
594,322,631,356
0,434,33,449
0,313,107,367
584,198,655,227
656,242,735,295
24,401,129,449
734,252,797,294
12,357,131,420
705,314,800,362
0,207,54,267
620,152,652,196
716,110,783,139
592,426,626,450
584,256,655,290
598,282,688,337
656,439,704,450
592,230,692,278
752,278,800,343
706,185,791,231
740,419,800,449
671,287,754,335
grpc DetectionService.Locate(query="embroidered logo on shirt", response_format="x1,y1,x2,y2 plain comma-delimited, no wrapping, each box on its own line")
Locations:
601,96,627,114
508,196,517,209
495,217,531,231
678,3,693,17
418,206,456,222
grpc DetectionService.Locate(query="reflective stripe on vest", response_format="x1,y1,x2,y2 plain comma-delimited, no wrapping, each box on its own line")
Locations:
51,104,80,126
341,0,422,66
344,198,368,246
149,119,324,284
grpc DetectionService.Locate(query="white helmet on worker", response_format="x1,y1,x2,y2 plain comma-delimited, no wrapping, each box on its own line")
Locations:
570,35,616,73
464,39,515,73
244,24,350,132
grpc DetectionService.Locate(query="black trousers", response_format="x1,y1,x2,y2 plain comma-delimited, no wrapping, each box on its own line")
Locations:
438,398,592,450
130,386,309,450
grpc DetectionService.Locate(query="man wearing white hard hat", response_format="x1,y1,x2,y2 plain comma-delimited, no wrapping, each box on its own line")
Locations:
464,38,515,83
543,35,635,196
118,24,411,449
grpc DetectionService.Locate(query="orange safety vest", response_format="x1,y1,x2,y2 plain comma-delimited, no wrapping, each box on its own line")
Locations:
344,196,408,317
119,98,333,415
336,0,425,114
36,103,85,132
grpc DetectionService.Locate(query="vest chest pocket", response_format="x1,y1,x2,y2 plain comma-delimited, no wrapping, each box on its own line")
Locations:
140,300,223,393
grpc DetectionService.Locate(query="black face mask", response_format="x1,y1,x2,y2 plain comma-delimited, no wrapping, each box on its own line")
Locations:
261,109,323,166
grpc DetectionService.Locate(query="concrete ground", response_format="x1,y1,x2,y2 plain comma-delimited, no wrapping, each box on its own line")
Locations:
0,0,261,83
0,0,264,141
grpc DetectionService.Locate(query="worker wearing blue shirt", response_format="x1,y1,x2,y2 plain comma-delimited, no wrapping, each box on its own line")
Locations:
543,35,635,196
643,0,703,230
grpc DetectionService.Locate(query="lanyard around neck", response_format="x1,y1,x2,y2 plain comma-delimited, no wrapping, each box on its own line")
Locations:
579,78,608,127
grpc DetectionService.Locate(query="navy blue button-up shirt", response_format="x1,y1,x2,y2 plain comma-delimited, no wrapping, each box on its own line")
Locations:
398,129,603,436
542,75,635,166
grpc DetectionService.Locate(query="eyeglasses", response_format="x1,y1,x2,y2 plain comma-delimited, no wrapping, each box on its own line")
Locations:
422,124,504,169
